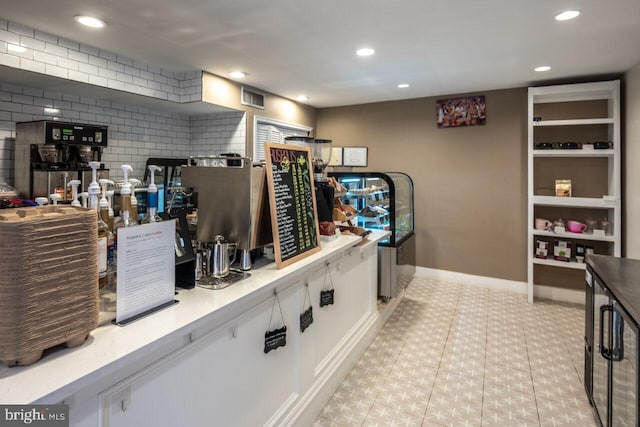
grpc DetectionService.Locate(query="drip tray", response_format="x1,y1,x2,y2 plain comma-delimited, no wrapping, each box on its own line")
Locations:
197,270,251,290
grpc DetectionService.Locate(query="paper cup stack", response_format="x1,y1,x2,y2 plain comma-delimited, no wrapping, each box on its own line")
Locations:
0,205,98,366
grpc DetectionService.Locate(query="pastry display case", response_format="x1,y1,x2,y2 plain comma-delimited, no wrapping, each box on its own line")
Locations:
329,172,415,299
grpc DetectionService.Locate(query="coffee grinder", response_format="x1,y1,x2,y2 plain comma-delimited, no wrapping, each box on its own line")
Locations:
284,137,334,224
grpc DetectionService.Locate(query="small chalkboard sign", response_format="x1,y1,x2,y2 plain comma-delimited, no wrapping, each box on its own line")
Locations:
300,306,313,333
320,289,335,307
264,326,287,353
265,142,321,269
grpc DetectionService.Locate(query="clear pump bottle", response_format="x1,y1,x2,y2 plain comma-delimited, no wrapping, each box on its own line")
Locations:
141,165,163,224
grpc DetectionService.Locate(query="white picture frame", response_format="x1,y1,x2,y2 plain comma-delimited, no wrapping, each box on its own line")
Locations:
329,147,343,166
343,147,368,167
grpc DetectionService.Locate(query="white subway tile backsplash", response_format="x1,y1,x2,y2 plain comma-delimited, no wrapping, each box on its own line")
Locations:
117,72,133,84
19,36,45,51
33,50,58,65
89,74,108,87
0,29,20,44
58,38,79,51
78,62,99,75
116,56,133,67
44,43,68,58
98,50,117,62
68,70,89,83
57,57,79,71
98,67,117,80
0,53,19,68
88,55,107,68
45,64,68,79
34,30,57,45
19,58,45,73
0,19,8,30
68,50,88,63
107,60,124,73
79,44,99,56
8,22,33,37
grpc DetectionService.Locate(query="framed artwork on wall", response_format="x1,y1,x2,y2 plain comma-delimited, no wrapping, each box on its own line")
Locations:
343,147,368,167
437,95,486,128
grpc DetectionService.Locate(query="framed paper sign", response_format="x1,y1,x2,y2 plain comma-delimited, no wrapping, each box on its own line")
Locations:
343,147,368,167
437,96,486,128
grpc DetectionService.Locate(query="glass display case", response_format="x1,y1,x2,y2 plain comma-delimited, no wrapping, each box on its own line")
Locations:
329,172,415,299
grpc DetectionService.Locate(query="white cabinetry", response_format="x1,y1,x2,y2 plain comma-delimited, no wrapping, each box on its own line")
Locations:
96,244,379,427
527,80,620,302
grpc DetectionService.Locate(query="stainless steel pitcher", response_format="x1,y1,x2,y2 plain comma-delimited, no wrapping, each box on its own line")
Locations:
211,235,237,278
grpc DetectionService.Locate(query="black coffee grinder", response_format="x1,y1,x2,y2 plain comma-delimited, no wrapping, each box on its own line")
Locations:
284,137,334,223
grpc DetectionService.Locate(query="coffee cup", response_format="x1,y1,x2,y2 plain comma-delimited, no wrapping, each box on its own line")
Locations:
567,220,587,233
535,218,552,230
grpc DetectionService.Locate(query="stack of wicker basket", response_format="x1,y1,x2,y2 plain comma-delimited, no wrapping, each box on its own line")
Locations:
0,205,98,366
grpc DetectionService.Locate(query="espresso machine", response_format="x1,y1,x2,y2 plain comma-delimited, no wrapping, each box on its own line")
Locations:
14,121,109,200
284,137,334,222
181,156,273,289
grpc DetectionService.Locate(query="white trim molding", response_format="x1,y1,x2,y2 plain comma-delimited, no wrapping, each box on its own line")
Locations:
414,267,585,305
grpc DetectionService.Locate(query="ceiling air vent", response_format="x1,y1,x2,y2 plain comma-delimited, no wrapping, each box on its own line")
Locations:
241,87,265,109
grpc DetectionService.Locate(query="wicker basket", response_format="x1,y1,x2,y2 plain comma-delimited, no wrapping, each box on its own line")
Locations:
0,205,98,366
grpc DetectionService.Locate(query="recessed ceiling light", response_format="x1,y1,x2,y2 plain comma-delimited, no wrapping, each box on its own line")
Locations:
534,66,551,72
44,107,60,114
74,15,105,28
397,83,410,89
229,71,246,79
555,10,580,21
356,48,375,57
296,95,309,102
7,44,26,53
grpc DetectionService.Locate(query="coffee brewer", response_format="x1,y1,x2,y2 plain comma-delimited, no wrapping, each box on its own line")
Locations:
14,121,109,200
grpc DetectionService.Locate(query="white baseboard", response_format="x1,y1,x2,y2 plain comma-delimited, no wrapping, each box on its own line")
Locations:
533,285,585,305
414,266,528,294
414,266,585,304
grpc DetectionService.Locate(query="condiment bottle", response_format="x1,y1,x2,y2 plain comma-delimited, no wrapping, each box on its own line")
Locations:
114,165,137,229
79,192,89,208
106,190,115,230
99,179,115,283
129,178,142,221
67,179,81,207
35,197,48,206
141,165,163,224
49,193,61,205
88,161,110,290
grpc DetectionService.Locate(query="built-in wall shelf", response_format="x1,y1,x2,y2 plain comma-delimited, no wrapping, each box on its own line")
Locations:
527,80,621,303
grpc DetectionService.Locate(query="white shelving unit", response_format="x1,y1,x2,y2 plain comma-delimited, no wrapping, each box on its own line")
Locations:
527,80,621,303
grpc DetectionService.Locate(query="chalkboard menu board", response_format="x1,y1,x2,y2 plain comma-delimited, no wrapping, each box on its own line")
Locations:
265,142,321,268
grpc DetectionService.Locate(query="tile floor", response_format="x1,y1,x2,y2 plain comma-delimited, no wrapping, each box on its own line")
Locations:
314,277,598,427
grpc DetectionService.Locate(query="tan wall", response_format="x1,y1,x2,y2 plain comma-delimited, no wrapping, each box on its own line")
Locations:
201,72,317,158
624,62,640,259
317,88,528,282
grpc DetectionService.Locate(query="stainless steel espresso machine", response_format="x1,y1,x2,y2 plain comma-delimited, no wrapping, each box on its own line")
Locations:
181,156,273,289
14,120,109,200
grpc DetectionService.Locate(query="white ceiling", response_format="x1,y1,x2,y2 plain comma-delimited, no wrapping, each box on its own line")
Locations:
1,0,640,108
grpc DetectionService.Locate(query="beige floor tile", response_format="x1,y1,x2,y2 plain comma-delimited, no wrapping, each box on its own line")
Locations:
317,278,598,427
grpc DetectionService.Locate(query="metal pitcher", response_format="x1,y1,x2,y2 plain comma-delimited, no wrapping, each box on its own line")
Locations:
211,235,237,278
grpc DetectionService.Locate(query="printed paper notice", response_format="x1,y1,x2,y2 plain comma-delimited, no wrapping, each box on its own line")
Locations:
116,221,175,323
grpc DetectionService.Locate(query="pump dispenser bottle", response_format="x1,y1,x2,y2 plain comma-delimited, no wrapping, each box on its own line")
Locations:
68,180,81,207
141,165,163,224
88,161,110,290
129,178,142,222
114,165,137,229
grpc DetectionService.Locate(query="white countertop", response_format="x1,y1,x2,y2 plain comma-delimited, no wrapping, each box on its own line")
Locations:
0,230,390,404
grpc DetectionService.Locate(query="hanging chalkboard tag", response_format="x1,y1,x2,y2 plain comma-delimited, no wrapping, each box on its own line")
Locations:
300,307,313,333
264,290,287,353
300,283,314,333
264,326,287,353
320,262,335,307
320,289,334,307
